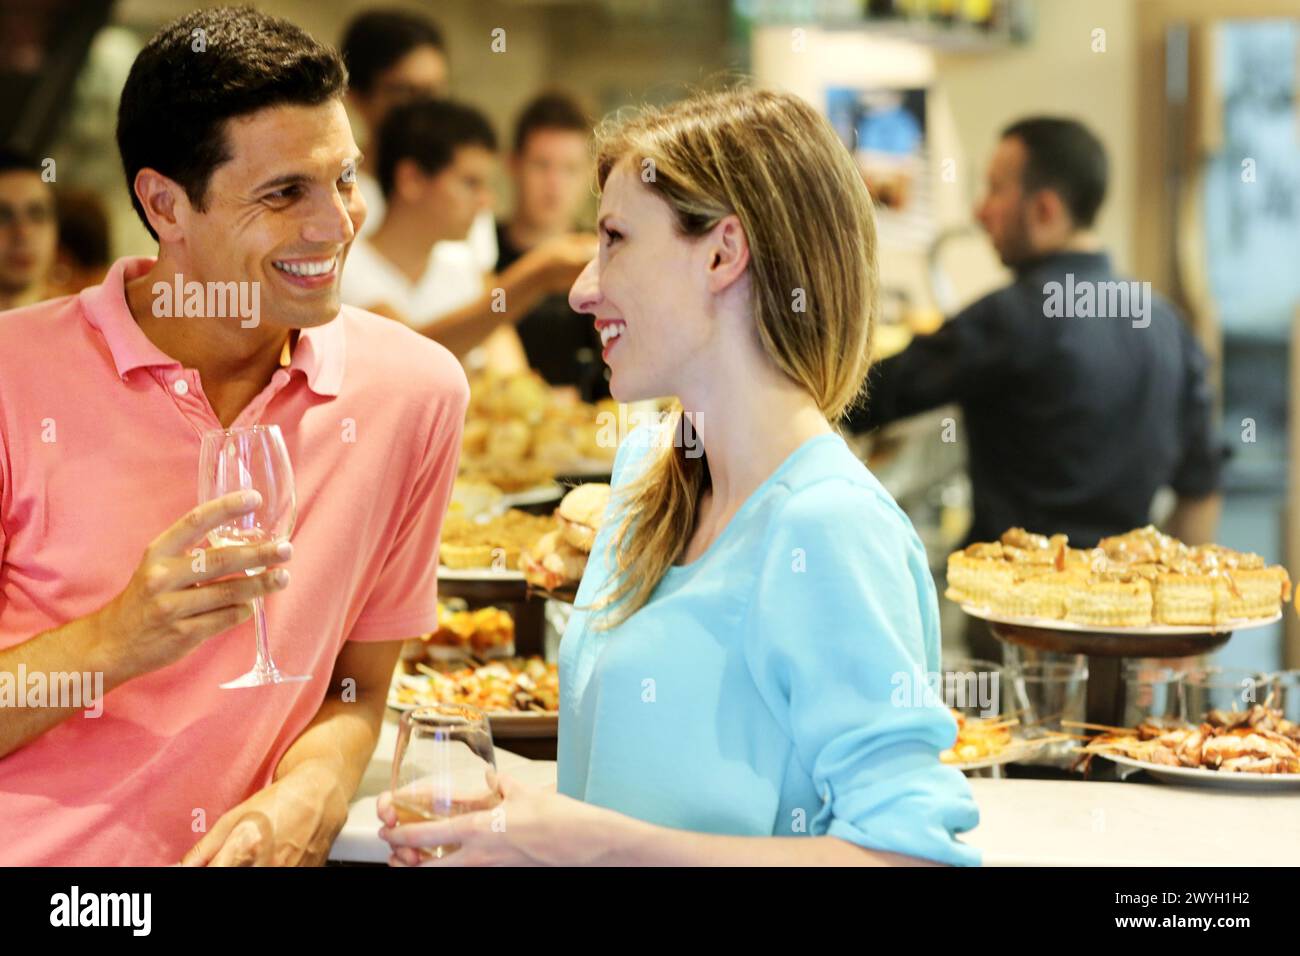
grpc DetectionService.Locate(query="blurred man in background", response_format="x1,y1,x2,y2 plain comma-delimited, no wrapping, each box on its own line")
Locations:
341,9,450,233
0,148,58,312
341,97,593,363
339,8,499,312
850,117,1223,548
48,188,111,297
846,118,1224,656
497,92,609,400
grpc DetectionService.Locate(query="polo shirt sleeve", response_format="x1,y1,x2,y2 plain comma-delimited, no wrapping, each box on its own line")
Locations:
348,377,469,642
1170,323,1225,498
742,481,981,865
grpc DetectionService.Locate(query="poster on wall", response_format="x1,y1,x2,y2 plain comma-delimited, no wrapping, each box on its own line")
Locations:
826,86,934,250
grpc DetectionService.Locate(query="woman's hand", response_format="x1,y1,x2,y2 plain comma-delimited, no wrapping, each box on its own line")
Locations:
377,774,622,867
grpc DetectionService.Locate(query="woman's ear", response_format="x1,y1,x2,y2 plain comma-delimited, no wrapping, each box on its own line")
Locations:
705,213,750,294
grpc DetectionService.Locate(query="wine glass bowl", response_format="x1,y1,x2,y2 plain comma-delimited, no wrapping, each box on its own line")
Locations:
391,704,502,860
197,424,308,688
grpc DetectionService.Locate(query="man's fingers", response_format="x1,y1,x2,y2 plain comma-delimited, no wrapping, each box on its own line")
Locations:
175,539,292,587
182,816,236,867
171,604,255,645
150,490,262,556
210,814,273,867
161,568,289,619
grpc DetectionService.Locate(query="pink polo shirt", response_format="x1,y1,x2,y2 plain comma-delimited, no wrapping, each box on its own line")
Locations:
0,256,468,865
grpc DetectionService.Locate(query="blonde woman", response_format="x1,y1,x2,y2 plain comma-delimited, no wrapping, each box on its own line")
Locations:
379,88,980,866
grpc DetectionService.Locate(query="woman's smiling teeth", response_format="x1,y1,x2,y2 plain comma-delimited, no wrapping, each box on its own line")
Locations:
599,321,626,347
272,256,336,277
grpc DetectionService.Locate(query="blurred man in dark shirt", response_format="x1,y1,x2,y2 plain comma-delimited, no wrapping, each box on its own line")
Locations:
848,117,1224,553
496,92,608,400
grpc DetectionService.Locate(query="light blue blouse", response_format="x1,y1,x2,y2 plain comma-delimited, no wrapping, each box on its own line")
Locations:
557,427,981,866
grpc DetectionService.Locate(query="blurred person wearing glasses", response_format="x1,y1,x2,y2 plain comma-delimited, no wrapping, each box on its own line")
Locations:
0,148,57,312
340,9,496,311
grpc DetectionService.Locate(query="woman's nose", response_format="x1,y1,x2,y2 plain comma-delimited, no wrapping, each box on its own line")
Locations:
568,255,600,314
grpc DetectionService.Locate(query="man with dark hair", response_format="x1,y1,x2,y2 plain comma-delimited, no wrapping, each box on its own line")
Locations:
338,8,484,259
341,8,448,108
848,117,1223,650
341,97,593,361
48,188,111,297
497,92,608,399
0,147,57,311
0,7,468,866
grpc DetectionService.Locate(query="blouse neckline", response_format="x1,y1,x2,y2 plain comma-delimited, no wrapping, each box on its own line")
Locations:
663,431,843,579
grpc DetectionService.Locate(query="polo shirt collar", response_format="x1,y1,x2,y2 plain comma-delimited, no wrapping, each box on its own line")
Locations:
80,256,344,398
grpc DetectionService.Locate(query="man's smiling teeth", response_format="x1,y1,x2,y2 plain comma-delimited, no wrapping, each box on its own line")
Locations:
599,321,625,346
273,256,336,277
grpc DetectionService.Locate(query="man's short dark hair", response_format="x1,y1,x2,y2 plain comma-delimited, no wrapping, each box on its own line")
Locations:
1001,117,1108,229
116,6,347,240
341,9,445,96
0,147,43,176
512,92,591,154
377,99,496,198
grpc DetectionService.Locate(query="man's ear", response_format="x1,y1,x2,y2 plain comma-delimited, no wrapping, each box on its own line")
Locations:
704,213,750,295
393,157,427,204
133,168,186,243
1031,188,1071,234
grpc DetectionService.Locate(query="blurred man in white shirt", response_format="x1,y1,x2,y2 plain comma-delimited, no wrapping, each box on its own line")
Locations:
340,98,593,361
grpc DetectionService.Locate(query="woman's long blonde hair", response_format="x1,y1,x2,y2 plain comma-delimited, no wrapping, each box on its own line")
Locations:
590,86,878,627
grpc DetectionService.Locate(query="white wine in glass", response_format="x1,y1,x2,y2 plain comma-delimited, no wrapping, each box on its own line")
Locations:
197,424,309,689
391,704,502,860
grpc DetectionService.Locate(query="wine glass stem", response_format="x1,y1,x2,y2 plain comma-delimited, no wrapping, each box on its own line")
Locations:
251,596,278,679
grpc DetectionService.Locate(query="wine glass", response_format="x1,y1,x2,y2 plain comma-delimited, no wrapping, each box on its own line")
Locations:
390,704,502,860
197,424,309,689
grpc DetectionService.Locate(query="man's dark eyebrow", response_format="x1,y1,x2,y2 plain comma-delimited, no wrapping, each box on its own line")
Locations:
251,155,364,194
251,172,312,194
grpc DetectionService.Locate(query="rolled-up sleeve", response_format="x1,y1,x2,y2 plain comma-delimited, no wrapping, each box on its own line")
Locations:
742,481,981,865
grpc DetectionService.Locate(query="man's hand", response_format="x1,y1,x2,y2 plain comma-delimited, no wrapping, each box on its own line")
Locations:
90,490,293,686
181,761,350,867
